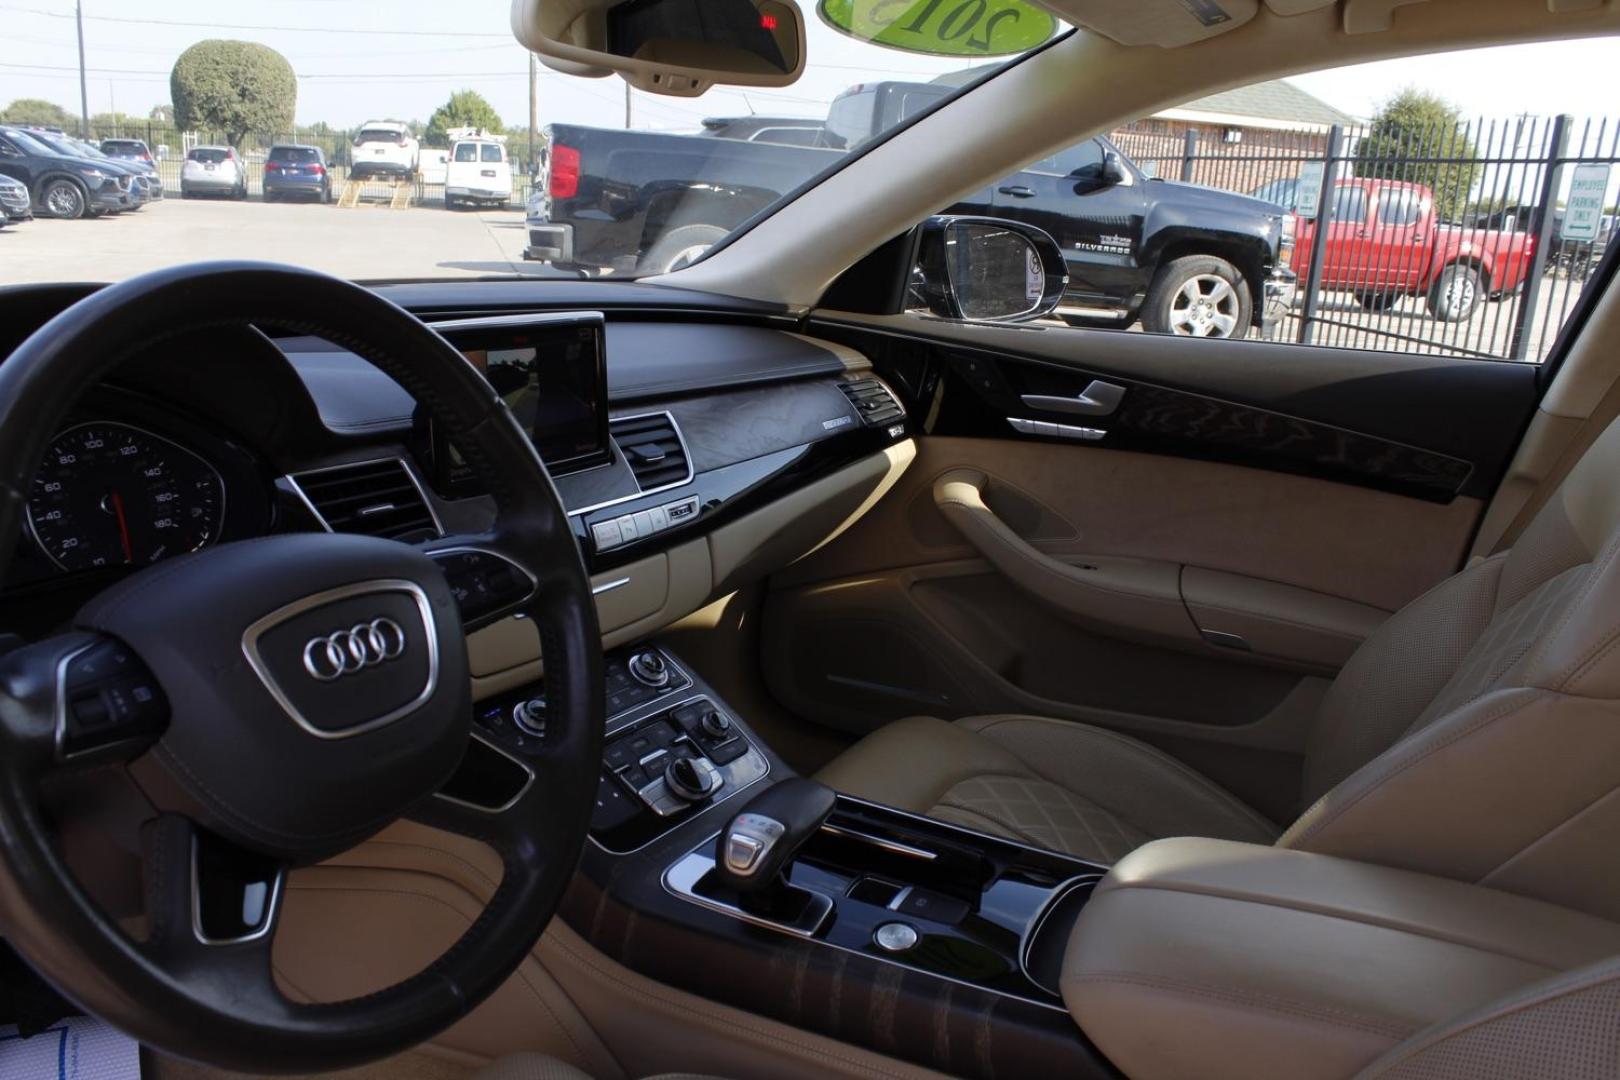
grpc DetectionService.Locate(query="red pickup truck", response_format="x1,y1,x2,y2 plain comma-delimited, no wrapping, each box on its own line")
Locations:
1285,179,1535,322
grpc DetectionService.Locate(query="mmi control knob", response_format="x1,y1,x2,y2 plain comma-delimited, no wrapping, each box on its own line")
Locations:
628,650,670,688
512,695,547,737
664,756,722,801
700,709,732,739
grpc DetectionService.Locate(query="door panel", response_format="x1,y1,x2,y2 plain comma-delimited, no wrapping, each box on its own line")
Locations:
766,312,1535,813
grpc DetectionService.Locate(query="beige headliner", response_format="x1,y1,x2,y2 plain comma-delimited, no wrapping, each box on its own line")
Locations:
657,0,1620,309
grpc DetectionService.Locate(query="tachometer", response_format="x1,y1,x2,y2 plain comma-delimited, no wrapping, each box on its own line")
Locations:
26,422,226,572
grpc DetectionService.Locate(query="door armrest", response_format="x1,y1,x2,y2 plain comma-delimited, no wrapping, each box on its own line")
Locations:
1063,838,1620,1080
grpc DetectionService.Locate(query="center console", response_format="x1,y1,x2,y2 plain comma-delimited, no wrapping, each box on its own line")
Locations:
460,643,1118,1078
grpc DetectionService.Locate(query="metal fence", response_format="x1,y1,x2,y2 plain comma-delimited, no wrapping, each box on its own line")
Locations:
1114,114,1620,363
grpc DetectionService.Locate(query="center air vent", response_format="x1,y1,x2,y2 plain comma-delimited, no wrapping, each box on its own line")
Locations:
290,458,442,541
838,377,905,428
609,413,692,492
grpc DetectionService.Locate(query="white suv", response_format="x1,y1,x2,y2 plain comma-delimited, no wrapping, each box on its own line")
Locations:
350,122,418,180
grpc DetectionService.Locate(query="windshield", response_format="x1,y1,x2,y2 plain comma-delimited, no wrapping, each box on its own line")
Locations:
0,1,1060,284
2,128,57,156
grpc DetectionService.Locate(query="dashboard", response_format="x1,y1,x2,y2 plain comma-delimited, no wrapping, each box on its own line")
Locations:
0,281,911,648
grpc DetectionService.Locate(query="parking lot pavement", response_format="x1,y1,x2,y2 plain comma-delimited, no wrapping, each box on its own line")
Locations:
0,196,580,285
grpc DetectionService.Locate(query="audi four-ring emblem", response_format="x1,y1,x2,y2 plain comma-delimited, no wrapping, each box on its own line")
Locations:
302,618,408,681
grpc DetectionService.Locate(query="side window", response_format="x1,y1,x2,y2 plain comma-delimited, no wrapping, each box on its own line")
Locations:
1038,58,1618,364
1026,140,1105,178
1331,185,1367,223
1378,189,1423,227
0,138,19,158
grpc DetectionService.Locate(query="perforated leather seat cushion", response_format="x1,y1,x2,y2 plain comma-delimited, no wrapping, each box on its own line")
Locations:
818,714,1278,863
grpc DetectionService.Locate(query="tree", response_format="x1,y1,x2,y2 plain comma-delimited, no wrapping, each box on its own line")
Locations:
149,104,174,124
1,98,73,128
90,112,144,135
170,40,296,146
425,91,503,147
1354,88,1480,222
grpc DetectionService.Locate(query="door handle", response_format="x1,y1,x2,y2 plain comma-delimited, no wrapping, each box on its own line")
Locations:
1020,379,1126,418
998,185,1036,198
931,470,1191,641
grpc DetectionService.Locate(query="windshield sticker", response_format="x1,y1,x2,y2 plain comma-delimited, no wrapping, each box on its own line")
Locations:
817,0,1060,58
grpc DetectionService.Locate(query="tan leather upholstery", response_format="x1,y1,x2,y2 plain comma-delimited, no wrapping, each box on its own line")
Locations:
822,413,1620,920
472,1056,718,1080
818,715,1276,862
1357,955,1620,1079
1060,838,1620,1080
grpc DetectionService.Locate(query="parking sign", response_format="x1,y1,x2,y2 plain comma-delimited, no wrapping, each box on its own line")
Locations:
1564,164,1612,243
1295,162,1326,219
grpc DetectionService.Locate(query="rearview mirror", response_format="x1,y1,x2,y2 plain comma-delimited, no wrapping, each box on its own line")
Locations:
510,0,807,97
910,216,1068,324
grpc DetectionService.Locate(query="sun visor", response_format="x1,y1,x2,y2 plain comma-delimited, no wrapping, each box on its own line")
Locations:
1037,0,1260,46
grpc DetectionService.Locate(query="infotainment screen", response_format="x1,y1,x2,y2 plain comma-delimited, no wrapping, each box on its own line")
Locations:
431,313,611,488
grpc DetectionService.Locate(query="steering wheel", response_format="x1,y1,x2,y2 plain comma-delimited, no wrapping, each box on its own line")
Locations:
0,263,604,1072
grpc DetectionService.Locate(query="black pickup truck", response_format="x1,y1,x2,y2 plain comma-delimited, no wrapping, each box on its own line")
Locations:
526,81,1298,339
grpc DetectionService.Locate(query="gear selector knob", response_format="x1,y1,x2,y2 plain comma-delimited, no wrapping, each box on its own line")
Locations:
713,778,837,893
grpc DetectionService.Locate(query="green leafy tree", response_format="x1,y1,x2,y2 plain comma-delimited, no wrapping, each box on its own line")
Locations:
1,97,73,127
1354,88,1480,222
90,112,145,135
425,91,503,147
170,40,296,146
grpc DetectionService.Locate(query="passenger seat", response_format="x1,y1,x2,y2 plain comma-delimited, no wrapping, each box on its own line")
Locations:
820,408,1620,920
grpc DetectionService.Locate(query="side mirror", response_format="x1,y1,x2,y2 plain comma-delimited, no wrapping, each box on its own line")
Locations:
510,0,807,98
910,216,1068,324
1102,151,1127,185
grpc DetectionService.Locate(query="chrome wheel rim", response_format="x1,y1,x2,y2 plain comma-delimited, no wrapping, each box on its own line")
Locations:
1444,272,1478,315
664,243,713,273
1169,274,1240,337
45,183,81,217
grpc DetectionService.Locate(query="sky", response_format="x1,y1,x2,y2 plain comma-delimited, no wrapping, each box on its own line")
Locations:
1,1,1618,139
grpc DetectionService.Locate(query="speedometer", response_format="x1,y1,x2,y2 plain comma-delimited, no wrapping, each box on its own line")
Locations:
26,422,226,572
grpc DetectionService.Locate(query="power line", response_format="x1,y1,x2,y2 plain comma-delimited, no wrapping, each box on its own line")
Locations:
0,5,510,37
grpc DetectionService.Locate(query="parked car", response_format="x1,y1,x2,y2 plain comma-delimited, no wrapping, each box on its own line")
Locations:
1288,178,1535,322
99,138,164,199
0,124,130,218
444,130,512,210
22,128,148,211
0,172,33,223
350,121,418,180
180,146,248,200
527,80,1296,338
262,144,333,203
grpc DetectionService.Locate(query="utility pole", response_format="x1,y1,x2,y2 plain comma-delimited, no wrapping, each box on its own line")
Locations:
76,0,90,137
624,82,631,129
527,52,537,177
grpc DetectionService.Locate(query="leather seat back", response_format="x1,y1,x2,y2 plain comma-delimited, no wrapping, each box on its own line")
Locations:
1283,413,1620,920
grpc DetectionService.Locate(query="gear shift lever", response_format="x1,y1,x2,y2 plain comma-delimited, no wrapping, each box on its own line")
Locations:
714,778,836,894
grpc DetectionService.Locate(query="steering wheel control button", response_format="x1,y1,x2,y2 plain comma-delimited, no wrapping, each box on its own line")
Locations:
628,650,670,687
874,922,920,954
432,549,534,623
59,638,170,756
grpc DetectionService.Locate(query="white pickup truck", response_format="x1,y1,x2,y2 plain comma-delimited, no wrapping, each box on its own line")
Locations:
444,127,512,210
350,121,419,180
